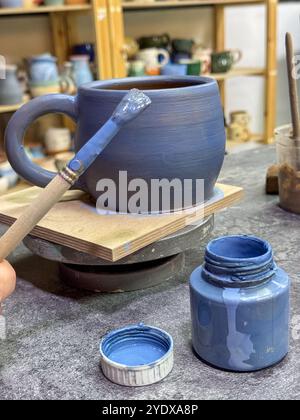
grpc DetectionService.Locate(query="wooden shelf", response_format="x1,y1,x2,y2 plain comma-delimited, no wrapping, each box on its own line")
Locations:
122,0,264,10
0,4,91,16
0,102,25,114
210,67,265,81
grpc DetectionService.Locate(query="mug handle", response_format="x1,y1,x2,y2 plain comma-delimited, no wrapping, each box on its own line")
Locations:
157,49,170,68
231,49,242,64
5,94,80,189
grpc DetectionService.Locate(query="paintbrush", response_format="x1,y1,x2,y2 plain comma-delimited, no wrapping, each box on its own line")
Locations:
0,89,151,262
286,33,300,144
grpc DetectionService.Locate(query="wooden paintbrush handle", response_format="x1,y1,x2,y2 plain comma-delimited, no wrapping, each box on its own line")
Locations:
286,32,300,139
0,175,72,261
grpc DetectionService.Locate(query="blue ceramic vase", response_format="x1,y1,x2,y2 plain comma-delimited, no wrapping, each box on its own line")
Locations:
0,65,23,106
70,56,94,86
190,235,290,372
5,76,225,212
0,0,23,7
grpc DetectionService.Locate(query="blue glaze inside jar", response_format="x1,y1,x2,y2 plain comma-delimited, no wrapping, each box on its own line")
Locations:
190,235,290,372
100,324,173,367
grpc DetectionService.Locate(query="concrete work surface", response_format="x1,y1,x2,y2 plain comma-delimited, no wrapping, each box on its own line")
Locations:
0,146,299,400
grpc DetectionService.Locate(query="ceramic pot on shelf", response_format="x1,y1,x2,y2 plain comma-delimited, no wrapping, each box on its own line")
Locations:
5,76,226,213
70,55,94,86
0,0,23,7
29,54,59,84
44,0,64,5
0,65,23,106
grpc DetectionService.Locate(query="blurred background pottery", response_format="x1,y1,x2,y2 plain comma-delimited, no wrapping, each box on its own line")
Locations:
72,43,95,62
211,49,242,73
230,110,251,126
0,0,23,7
0,65,23,106
178,59,201,76
29,81,61,97
127,60,146,77
193,47,212,73
171,51,191,63
138,33,171,50
29,54,59,84
161,63,187,76
137,48,169,74
44,0,64,5
123,37,140,59
44,127,72,155
60,62,77,95
70,55,94,86
172,38,195,55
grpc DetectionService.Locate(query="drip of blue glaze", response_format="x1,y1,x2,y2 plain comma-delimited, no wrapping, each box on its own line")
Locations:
100,324,173,367
223,288,255,370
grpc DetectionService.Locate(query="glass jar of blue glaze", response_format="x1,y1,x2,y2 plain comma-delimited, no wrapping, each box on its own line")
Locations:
190,235,290,372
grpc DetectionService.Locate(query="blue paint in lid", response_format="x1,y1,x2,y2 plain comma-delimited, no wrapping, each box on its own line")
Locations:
100,323,173,367
99,323,174,386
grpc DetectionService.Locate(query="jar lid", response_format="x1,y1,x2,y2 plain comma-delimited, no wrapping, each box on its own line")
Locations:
99,323,174,387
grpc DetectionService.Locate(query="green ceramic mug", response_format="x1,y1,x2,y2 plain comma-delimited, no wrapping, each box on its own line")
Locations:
138,34,171,50
211,49,242,73
178,59,202,76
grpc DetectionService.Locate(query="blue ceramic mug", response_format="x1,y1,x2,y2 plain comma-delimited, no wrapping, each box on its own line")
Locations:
5,76,226,212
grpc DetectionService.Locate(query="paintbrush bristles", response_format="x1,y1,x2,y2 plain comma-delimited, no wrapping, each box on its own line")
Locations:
285,32,300,140
112,89,151,125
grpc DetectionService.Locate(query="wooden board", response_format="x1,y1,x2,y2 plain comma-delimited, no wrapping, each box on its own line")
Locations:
0,183,243,262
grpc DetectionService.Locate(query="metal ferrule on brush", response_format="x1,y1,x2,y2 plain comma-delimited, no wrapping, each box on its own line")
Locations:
59,166,79,186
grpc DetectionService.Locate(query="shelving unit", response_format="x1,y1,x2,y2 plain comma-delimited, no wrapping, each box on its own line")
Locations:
0,102,27,114
0,4,91,15
0,0,277,144
107,0,277,143
0,1,114,83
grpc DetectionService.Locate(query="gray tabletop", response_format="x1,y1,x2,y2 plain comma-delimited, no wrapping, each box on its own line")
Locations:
0,146,299,400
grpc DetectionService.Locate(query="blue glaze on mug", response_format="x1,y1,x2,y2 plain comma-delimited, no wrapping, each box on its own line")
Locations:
190,235,290,372
5,76,226,212
100,323,173,367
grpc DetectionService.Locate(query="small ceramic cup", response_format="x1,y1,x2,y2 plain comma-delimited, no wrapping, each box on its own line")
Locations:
172,39,195,54
44,0,64,5
193,47,212,73
230,110,251,127
44,127,72,155
178,59,202,76
127,60,146,77
171,51,191,64
227,123,250,142
138,33,171,50
211,49,242,73
161,63,187,76
137,48,169,73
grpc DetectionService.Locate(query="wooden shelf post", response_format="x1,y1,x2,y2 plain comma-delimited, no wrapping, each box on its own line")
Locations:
265,0,277,143
214,4,226,105
106,0,127,78
92,0,114,79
